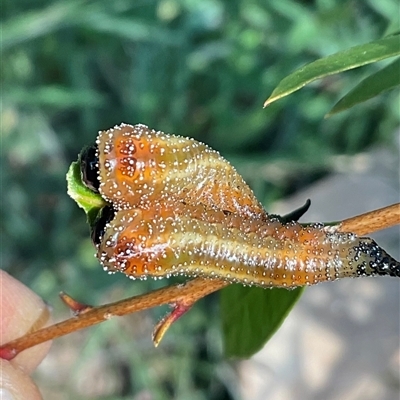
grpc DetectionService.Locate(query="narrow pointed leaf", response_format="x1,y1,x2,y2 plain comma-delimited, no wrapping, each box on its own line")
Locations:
326,57,400,116
221,285,304,358
264,34,400,106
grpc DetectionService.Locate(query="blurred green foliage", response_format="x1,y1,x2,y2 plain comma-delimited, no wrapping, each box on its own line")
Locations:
1,0,399,398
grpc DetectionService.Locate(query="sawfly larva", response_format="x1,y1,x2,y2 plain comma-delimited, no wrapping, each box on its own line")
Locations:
94,201,400,288
81,123,266,219
80,123,400,288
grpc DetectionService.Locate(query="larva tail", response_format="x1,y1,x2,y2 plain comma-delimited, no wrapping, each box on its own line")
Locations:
348,238,400,278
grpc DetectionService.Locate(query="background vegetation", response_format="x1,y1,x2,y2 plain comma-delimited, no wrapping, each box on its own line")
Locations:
2,0,399,398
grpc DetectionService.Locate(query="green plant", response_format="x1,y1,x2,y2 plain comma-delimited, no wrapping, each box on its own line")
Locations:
2,1,399,398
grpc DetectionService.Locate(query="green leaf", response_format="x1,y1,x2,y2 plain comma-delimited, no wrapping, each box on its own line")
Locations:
264,34,400,106
221,285,304,358
326,57,400,116
66,159,107,226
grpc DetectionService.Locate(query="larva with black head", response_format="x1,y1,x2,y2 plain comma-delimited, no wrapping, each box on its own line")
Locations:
94,201,400,287
81,123,399,287
90,123,266,219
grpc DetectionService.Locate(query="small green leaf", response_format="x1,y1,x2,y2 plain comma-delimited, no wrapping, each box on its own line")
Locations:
66,159,107,226
264,34,400,106
326,57,400,117
221,285,304,358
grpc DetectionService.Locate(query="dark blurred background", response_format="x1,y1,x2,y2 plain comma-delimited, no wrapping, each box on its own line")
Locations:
2,0,399,398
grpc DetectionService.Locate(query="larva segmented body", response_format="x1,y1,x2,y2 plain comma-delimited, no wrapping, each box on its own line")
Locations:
80,123,400,288
97,201,400,287
96,123,266,218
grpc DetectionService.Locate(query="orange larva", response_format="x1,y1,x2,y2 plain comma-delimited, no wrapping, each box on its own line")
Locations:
95,200,400,287
80,123,400,288
95,123,266,219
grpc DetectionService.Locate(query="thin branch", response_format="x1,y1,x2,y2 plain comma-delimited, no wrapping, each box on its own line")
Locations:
0,278,228,360
1,203,398,360
339,202,399,236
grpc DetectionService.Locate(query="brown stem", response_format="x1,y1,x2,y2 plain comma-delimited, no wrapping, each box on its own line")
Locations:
1,203,398,360
0,278,228,360
339,203,400,236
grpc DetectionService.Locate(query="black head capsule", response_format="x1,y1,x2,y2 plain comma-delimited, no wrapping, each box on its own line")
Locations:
80,144,100,192
91,206,115,246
